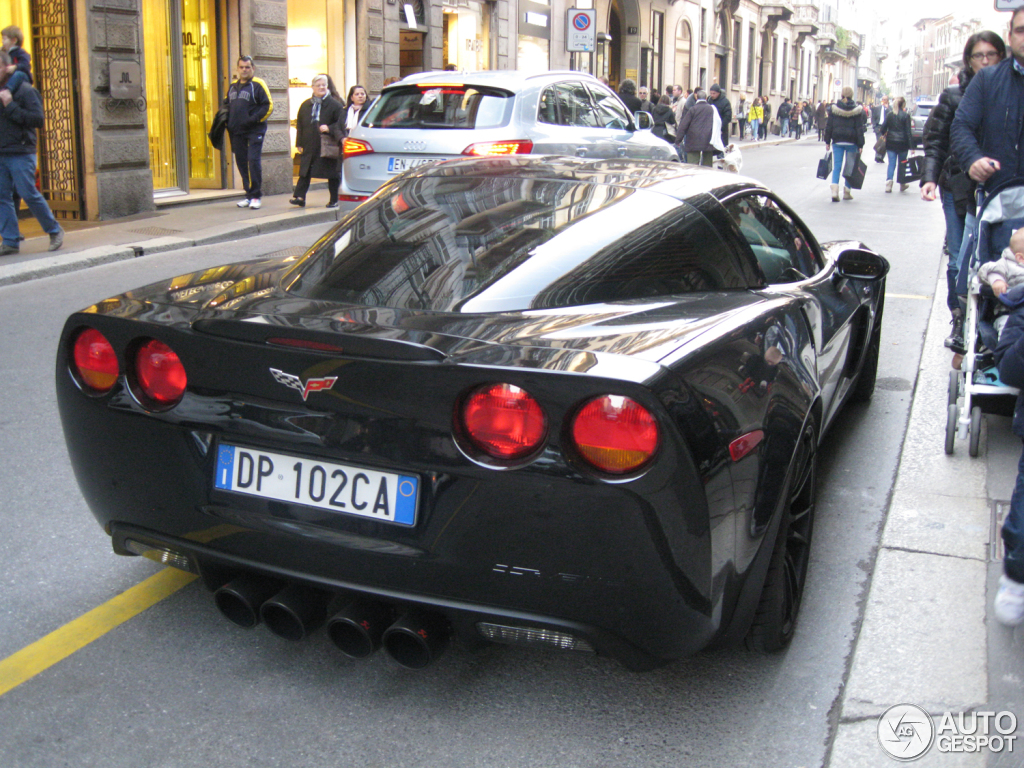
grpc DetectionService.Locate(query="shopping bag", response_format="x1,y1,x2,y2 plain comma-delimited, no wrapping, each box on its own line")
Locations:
843,150,867,189
816,149,833,180
873,134,886,163
319,133,341,159
897,154,923,184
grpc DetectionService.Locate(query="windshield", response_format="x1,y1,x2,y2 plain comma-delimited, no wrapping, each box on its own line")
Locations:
283,173,749,312
362,85,515,130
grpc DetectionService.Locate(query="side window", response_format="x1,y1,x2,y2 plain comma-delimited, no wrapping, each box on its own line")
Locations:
587,84,633,130
722,195,821,283
538,83,600,128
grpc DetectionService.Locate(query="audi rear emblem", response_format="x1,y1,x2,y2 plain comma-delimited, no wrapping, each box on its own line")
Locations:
403,141,428,152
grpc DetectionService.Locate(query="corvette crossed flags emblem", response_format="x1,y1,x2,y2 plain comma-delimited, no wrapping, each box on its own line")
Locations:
269,368,338,401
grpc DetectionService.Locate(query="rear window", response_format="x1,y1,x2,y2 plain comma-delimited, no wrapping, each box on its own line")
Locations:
283,173,750,312
362,85,514,130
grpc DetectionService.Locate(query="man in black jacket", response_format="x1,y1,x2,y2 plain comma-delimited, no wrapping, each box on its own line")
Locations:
0,48,61,255
225,56,274,210
708,84,732,148
617,79,642,113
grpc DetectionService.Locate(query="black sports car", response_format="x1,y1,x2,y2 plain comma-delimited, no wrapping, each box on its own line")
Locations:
56,157,887,671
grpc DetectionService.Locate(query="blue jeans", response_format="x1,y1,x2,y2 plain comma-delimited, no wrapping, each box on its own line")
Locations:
780,117,790,137
749,119,760,140
955,210,978,297
1004,441,1024,583
831,143,857,185
942,189,966,312
886,149,908,181
0,152,58,247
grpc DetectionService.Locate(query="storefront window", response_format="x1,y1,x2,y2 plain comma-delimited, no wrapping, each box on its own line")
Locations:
287,0,329,160
443,1,490,71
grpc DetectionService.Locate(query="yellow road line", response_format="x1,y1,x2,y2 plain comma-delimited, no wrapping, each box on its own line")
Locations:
0,568,196,698
885,293,932,300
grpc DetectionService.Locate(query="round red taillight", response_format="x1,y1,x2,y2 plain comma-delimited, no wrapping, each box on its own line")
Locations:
460,383,547,461
72,328,119,393
570,395,659,475
134,339,187,407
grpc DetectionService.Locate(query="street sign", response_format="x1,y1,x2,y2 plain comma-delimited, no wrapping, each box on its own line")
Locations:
834,78,842,87
567,9,596,52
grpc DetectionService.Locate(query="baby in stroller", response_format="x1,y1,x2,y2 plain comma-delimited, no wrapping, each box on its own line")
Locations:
979,227,1024,300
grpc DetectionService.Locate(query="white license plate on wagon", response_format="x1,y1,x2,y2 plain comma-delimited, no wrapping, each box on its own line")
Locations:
214,444,418,526
387,156,443,173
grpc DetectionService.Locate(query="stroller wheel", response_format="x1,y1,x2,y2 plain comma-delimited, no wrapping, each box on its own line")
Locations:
969,406,982,458
945,403,958,455
948,370,960,406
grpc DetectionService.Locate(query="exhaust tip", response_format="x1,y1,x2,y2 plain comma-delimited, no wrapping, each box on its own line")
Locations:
382,610,450,670
327,600,392,659
260,584,328,641
214,576,281,628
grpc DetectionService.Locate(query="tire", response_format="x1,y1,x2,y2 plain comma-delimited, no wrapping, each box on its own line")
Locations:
746,420,816,652
945,402,958,455
851,297,884,403
948,370,959,406
969,405,982,457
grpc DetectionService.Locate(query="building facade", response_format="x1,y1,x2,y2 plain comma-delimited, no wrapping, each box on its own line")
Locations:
9,0,864,221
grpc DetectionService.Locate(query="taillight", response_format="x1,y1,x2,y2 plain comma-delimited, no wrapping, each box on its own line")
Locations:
461,140,533,156
343,138,374,158
134,339,187,407
71,328,119,393
459,383,547,460
570,395,659,475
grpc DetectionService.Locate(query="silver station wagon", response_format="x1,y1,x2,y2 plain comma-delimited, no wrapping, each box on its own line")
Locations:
340,70,678,200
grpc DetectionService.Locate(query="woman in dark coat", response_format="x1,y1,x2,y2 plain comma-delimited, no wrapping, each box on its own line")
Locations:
650,94,676,141
880,97,912,193
920,30,1005,350
823,86,866,201
290,74,344,208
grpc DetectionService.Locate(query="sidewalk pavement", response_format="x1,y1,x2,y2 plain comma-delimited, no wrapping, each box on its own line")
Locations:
4,139,1004,765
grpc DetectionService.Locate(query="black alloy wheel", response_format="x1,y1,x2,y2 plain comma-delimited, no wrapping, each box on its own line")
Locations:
746,420,817,652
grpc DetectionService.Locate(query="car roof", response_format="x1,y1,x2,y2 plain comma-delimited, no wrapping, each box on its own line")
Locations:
391,70,606,94
389,155,765,201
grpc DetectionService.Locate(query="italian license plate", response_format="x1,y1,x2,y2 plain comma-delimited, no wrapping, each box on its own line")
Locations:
387,156,443,173
213,444,418,526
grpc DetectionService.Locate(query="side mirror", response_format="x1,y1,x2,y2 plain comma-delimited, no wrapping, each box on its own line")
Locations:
835,248,889,281
634,111,654,131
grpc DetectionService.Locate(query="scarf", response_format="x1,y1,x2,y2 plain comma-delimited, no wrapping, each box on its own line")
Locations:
311,95,323,123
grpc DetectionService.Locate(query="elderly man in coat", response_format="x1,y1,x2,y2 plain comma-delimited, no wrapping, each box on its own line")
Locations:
674,88,717,166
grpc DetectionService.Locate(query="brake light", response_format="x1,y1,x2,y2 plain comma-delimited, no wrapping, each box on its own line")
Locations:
570,396,659,474
342,138,374,159
71,328,119,393
135,339,187,407
460,383,547,460
461,140,533,156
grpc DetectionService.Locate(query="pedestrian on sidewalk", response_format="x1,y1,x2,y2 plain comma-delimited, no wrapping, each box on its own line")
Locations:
760,97,772,140
778,98,792,137
707,84,732,148
823,86,865,202
880,97,912,193
225,56,273,210
290,74,344,209
736,96,747,140
674,88,716,166
650,95,675,141
921,30,1005,356
815,100,827,141
747,97,763,143
0,48,61,255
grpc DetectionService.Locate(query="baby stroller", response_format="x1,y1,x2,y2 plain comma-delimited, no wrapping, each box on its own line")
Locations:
945,178,1024,455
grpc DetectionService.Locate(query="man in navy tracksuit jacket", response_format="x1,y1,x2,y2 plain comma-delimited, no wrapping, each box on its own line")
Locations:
225,56,273,209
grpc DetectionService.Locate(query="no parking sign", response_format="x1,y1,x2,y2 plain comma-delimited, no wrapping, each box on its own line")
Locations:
567,9,596,52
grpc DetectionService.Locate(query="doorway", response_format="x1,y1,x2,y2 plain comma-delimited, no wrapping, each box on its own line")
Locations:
144,0,221,193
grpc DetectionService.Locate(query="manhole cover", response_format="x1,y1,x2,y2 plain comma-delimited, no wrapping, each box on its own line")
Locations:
875,377,912,391
128,226,183,236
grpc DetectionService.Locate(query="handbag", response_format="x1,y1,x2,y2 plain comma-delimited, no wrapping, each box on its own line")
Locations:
319,133,341,159
873,134,886,163
816,149,833,180
843,150,867,190
897,154,924,184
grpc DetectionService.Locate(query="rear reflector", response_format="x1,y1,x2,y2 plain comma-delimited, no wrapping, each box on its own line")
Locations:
462,140,533,156
729,430,764,462
339,194,369,202
570,395,659,474
460,382,546,460
135,339,187,407
71,327,119,393
476,623,594,652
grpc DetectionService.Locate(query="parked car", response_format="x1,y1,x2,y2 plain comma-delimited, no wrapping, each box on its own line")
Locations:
57,157,887,671
339,70,677,201
911,99,938,147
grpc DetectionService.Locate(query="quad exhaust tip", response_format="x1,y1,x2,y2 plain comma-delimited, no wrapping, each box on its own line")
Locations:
381,610,450,670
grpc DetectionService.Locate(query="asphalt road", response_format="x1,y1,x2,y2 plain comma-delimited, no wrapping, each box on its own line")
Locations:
0,141,946,768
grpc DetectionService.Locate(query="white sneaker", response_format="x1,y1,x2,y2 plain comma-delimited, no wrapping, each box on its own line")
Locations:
237,199,251,208
994,575,1024,626
248,199,261,210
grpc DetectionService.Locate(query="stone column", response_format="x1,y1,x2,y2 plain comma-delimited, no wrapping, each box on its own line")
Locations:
249,0,291,196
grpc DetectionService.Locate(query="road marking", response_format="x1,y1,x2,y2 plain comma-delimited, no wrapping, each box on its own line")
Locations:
0,567,196,698
885,293,932,300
